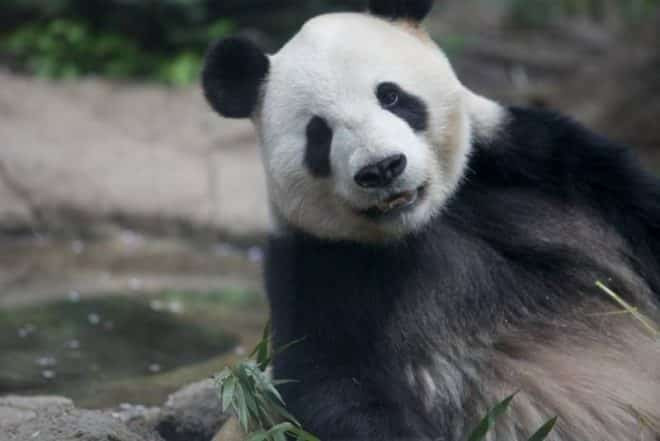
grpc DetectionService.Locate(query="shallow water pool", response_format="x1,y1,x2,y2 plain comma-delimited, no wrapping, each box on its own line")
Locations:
0,290,267,408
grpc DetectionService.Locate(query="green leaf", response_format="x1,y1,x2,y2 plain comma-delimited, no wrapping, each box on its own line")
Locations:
255,321,272,370
467,393,517,441
242,384,265,426
250,322,272,369
262,320,272,339
261,423,296,441
269,422,296,432
257,342,270,370
249,341,264,358
245,363,286,406
235,383,250,432
273,336,306,358
246,430,269,441
288,426,322,441
527,417,558,441
269,401,302,427
221,377,236,412
272,430,287,441
212,326,319,441
272,379,299,386
264,383,286,406
489,393,517,419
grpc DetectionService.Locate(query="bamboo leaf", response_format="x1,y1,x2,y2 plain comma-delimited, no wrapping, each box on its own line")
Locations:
289,426,322,441
221,377,236,412
265,386,286,406
269,422,296,432
257,342,270,370
490,393,517,419
246,364,286,406
273,430,287,441
246,430,268,441
250,339,266,358
467,393,517,441
242,384,264,426
262,320,272,341
269,401,302,427
273,337,306,358
213,327,318,441
251,321,272,370
235,383,250,432
272,379,299,386
527,417,558,441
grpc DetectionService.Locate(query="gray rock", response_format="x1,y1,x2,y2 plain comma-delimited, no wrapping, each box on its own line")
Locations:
156,379,228,441
0,395,162,441
0,381,229,441
0,395,73,428
112,404,163,441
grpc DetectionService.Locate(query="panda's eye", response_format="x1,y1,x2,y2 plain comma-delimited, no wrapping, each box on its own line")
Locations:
377,83,400,108
375,82,429,132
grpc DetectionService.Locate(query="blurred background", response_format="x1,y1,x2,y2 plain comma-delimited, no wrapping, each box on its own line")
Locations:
0,0,658,410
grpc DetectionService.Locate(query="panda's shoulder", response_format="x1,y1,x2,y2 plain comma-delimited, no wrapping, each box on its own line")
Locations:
468,105,655,195
462,105,660,293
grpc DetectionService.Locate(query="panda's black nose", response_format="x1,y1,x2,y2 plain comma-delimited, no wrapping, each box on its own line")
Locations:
354,154,407,188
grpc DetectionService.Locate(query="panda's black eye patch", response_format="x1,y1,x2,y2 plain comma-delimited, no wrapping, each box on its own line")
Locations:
376,82,428,132
304,116,333,178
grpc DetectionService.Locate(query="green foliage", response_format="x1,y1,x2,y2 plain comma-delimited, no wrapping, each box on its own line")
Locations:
467,393,518,441
468,393,557,441
0,17,230,84
215,323,317,441
0,1,236,85
528,417,559,441
3,19,144,80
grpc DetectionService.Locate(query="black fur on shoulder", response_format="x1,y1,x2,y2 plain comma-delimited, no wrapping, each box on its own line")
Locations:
470,107,660,295
202,37,269,119
265,107,660,441
368,0,434,22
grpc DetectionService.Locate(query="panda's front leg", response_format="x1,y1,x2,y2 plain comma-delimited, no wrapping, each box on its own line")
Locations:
283,376,438,441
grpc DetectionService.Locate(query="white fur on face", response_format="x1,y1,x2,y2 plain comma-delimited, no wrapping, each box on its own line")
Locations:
256,13,502,242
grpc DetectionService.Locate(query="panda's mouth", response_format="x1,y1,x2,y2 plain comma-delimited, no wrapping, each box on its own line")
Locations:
361,184,428,219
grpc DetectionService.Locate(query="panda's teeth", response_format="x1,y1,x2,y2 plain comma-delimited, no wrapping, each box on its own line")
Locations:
377,190,417,213
360,184,428,218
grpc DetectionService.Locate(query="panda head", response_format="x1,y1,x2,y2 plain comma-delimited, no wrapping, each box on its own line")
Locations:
203,0,501,243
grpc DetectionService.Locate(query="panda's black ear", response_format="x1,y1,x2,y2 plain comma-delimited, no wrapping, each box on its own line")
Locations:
202,38,270,119
368,0,433,22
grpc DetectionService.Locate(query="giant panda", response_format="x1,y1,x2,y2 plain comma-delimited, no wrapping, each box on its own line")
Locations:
202,1,660,440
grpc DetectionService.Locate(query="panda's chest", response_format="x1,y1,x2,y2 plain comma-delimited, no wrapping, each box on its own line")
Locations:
289,244,446,354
